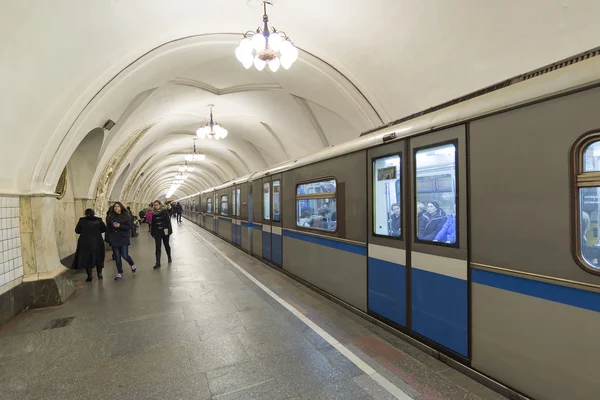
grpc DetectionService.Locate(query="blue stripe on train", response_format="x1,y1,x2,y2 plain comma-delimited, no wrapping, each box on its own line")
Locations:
412,268,468,357
368,258,406,327
282,230,366,256
473,269,600,313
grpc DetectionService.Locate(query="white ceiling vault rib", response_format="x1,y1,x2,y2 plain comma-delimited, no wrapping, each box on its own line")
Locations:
2,0,599,200
260,122,290,159
243,140,270,168
292,95,330,148
228,149,252,174
170,78,282,95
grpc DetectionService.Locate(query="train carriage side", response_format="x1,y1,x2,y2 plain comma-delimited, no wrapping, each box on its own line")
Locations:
282,151,368,311
468,85,600,400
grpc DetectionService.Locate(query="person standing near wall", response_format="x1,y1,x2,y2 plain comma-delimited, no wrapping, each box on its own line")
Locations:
151,200,172,268
107,202,136,280
72,208,106,282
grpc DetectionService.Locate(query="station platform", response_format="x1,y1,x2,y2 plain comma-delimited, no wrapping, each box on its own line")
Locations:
0,220,505,400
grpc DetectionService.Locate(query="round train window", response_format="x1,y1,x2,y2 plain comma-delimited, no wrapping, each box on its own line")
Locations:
573,135,600,274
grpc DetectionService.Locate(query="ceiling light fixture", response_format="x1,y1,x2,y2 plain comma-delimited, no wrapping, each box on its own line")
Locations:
196,105,228,140
235,1,298,72
178,160,195,173
185,138,206,161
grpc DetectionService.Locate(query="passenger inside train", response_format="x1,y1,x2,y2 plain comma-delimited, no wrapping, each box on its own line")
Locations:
415,143,457,244
296,180,337,231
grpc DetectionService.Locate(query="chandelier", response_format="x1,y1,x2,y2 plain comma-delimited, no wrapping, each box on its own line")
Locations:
185,138,205,161
178,160,194,173
173,172,188,186
196,105,228,140
235,1,298,72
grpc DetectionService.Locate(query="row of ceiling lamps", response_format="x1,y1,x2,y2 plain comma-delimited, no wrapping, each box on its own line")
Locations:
170,2,297,197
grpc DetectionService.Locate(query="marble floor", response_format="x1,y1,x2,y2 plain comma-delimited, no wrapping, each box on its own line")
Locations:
0,220,507,400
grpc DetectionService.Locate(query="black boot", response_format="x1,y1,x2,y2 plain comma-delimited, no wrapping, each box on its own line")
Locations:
86,268,93,282
153,258,161,269
97,268,103,280
86,275,93,282
167,251,172,264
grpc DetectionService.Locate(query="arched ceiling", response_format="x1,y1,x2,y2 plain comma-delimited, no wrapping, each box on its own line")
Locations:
1,0,599,201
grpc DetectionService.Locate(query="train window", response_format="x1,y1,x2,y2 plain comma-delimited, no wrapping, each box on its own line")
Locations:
236,188,241,217
415,143,457,245
231,189,237,216
573,135,600,274
373,155,401,238
207,197,212,213
273,180,281,222
296,179,337,232
583,141,600,172
263,182,271,221
220,195,228,216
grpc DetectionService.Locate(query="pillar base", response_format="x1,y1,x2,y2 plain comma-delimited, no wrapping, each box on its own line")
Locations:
0,267,75,326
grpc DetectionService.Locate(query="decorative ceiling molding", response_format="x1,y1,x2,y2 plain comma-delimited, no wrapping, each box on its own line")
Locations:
170,78,282,95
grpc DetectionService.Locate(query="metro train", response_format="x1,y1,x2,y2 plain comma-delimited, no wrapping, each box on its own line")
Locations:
180,48,600,400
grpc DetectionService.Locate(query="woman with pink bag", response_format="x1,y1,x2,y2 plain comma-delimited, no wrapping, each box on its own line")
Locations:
145,204,153,232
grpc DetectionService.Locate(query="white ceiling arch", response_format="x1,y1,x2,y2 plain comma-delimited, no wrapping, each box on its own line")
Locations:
2,0,599,200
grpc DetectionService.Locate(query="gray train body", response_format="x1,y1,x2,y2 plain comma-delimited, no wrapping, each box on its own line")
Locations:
181,51,600,400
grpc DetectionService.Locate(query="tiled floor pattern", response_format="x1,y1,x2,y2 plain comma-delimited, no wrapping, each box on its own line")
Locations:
0,220,506,400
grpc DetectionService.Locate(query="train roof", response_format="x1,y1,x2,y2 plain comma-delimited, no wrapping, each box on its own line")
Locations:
180,52,600,201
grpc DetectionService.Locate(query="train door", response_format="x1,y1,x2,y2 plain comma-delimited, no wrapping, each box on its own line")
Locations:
271,176,282,266
367,140,407,327
262,178,272,261
213,192,218,234
233,185,241,246
409,126,469,358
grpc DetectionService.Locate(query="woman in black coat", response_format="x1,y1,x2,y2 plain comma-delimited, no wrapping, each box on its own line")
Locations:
72,208,106,282
106,202,136,280
151,200,173,268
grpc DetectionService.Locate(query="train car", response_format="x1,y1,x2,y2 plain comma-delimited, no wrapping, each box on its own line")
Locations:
178,48,600,400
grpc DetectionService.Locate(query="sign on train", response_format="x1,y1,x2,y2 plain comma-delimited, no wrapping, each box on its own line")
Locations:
377,167,396,181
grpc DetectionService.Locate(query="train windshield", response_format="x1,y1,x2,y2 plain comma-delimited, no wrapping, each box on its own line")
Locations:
415,143,457,245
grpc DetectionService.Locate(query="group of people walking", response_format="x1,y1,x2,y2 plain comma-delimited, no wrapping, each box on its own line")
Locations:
72,200,177,282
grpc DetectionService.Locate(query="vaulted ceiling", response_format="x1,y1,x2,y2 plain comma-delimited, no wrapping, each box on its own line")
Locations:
2,0,599,201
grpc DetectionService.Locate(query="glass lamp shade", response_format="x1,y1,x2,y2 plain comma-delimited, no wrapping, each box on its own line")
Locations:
280,40,298,62
241,53,253,69
240,37,253,52
185,154,193,161
235,46,247,63
268,33,282,52
178,166,185,172
269,57,280,72
281,54,293,70
252,33,266,51
187,166,195,172
254,56,266,71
